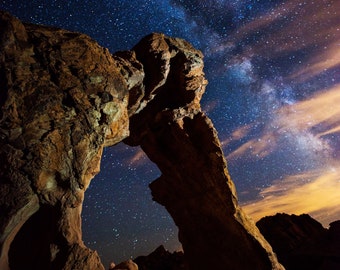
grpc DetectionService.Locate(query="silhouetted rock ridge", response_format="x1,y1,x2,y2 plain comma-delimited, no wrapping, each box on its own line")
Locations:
257,213,340,270
133,245,186,270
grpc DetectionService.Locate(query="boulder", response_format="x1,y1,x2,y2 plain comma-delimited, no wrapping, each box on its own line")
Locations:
111,259,138,270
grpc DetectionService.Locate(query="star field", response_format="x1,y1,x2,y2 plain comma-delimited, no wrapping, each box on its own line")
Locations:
1,0,340,267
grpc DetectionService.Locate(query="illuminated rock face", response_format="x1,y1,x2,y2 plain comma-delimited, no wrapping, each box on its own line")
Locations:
0,11,131,270
0,11,283,270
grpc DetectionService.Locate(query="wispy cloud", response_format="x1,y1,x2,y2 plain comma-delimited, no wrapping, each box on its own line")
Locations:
221,124,252,148
233,85,340,226
231,124,252,140
126,147,149,167
277,83,340,140
242,166,340,227
226,84,340,161
230,0,299,45
226,133,277,160
206,0,340,84
237,0,340,55
292,41,340,81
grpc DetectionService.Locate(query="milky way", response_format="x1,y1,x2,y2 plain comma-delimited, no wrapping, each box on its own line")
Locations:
1,0,339,267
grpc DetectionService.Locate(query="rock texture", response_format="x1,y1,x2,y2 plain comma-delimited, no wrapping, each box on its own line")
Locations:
0,11,283,270
134,245,186,270
110,259,138,270
0,11,133,270
257,213,340,270
125,32,283,270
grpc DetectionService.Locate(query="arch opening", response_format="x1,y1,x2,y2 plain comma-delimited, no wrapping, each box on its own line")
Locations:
81,143,181,268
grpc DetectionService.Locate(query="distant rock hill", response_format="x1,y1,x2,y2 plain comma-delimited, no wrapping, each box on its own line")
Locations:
257,213,340,270
134,245,186,270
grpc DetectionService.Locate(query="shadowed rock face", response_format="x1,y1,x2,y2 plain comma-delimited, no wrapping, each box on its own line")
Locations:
133,245,186,270
0,11,284,270
257,214,340,270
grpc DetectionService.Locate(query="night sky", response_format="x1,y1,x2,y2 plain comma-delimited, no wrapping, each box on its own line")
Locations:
1,0,340,267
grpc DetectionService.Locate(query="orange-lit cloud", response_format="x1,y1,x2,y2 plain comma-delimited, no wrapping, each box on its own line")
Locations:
226,84,340,161
202,99,219,114
248,0,340,84
211,0,340,82
127,147,149,167
242,166,340,227
317,125,340,138
292,41,340,81
226,133,277,160
221,124,253,148
243,0,340,55
277,83,340,135
231,0,299,44
231,124,252,140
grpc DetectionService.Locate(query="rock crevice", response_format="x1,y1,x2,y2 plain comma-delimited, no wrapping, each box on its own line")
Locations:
0,11,283,270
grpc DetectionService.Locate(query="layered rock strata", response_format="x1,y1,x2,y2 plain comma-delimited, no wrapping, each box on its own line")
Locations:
0,11,283,270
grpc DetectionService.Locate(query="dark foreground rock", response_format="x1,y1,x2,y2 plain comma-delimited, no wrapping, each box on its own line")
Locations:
257,213,340,270
0,11,283,270
134,245,186,270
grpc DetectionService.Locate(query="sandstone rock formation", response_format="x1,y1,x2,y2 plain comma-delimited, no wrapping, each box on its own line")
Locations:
0,11,284,270
133,245,186,270
125,33,283,270
257,213,340,270
110,259,138,270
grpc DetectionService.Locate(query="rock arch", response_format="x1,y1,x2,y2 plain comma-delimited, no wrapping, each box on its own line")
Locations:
0,11,284,270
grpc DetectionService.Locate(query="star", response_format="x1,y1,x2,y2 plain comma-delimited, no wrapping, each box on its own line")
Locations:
2,0,339,266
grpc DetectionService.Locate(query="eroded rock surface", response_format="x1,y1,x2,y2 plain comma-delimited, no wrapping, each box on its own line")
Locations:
125,33,283,270
257,213,340,270
0,10,132,270
0,11,283,270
